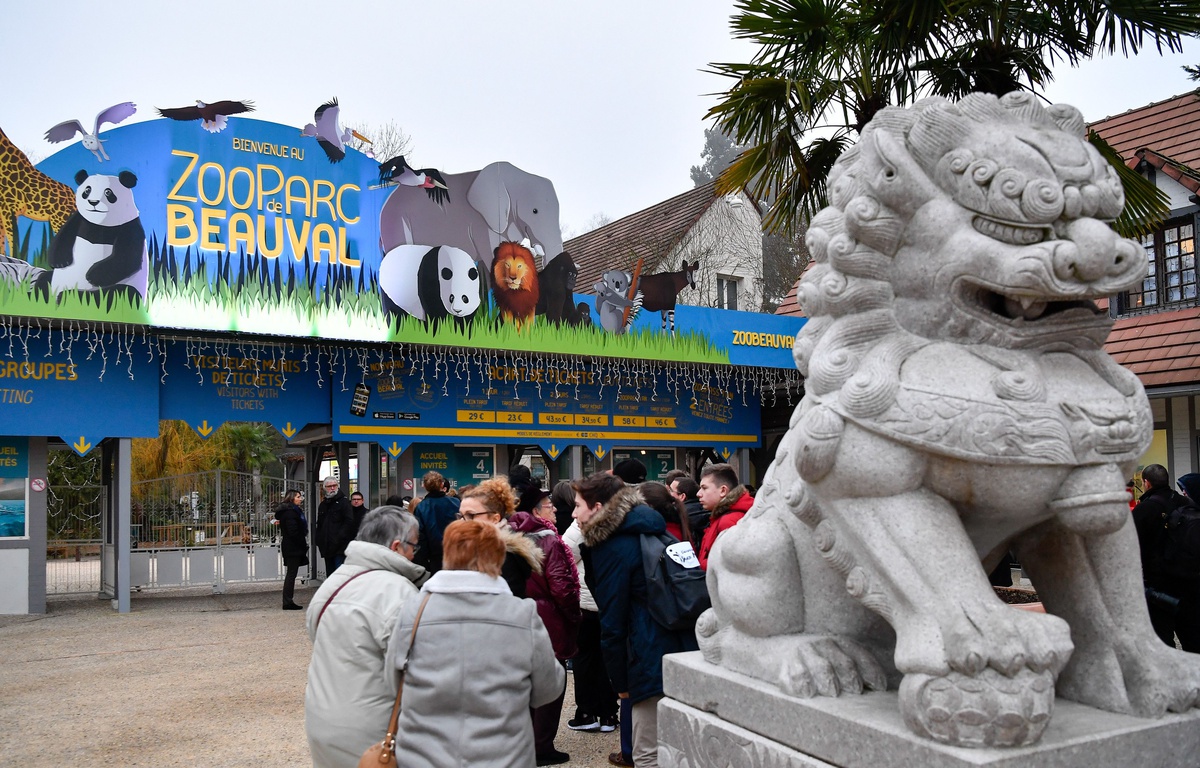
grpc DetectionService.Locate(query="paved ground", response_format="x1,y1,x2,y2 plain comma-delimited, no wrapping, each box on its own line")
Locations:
0,585,624,767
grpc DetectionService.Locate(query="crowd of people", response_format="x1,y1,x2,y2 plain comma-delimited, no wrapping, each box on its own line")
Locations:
289,458,754,768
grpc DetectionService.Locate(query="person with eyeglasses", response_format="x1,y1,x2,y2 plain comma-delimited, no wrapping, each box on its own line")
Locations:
273,489,309,611
509,485,581,766
305,505,430,767
457,477,544,599
315,476,355,577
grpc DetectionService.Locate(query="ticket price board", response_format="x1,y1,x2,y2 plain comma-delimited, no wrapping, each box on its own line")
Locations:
334,358,760,457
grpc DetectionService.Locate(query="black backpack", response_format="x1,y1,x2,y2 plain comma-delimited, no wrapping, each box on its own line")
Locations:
640,532,711,631
1163,503,1200,580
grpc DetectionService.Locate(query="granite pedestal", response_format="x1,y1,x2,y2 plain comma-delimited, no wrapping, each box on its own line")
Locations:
660,652,1200,768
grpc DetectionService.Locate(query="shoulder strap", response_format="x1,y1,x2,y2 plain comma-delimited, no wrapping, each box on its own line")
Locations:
314,569,372,633
378,593,432,761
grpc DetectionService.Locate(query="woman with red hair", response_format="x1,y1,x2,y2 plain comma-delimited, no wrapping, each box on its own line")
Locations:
386,520,564,766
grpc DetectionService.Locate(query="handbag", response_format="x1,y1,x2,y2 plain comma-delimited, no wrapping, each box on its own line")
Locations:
358,592,432,768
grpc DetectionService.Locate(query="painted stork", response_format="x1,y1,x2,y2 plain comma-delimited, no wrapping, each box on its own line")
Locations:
44,102,138,162
300,98,371,163
157,99,255,133
377,155,450,205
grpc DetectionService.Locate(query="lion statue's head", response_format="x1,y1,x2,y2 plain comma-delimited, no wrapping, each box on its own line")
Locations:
795,92,1145,404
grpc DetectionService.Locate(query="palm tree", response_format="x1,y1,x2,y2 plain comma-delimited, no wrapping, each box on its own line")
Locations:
217,423,280,519
709,0,1200,237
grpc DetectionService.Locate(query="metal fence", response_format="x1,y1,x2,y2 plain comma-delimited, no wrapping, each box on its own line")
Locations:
128,470,309,591
46,484,107,595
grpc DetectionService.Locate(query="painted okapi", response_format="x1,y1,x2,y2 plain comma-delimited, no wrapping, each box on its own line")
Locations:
637,259,698,336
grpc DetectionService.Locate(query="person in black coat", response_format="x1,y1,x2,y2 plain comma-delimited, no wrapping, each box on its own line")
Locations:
574,472,698,768
274,490,309,610
1132,464,1188,645
315,477,355,576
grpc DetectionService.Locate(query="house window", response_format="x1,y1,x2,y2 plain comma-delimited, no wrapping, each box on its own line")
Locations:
1120,217,1196,312
717,275,740,310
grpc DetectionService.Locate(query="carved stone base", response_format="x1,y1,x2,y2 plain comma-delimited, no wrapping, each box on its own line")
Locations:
662,652,1200,768
899,668,1055,747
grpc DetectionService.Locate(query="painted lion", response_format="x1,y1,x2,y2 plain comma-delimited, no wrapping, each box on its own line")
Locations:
492,241,540,328
697,92,1200,748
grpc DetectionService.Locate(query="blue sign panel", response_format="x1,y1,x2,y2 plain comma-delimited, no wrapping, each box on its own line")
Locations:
0,332,159,454
158,341,331,439
0,437,29,538
333,357,760,456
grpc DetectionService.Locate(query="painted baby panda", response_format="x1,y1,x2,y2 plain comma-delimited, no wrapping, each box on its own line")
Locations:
378,244,482,329
38,169,147,304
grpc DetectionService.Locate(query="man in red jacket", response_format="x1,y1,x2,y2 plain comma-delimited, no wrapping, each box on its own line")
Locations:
696,463,753,570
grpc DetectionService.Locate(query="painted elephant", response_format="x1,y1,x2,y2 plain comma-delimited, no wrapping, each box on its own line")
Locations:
378,161,564,276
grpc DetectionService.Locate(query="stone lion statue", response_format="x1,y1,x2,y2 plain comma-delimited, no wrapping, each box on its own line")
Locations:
697,92,1200,748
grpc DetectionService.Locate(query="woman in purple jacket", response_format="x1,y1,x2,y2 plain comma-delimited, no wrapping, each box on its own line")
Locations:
510,486,582,766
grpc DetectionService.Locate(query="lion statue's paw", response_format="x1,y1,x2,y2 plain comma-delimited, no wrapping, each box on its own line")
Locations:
701,624,889,699
895,599,1074,680
1061,631,1200,717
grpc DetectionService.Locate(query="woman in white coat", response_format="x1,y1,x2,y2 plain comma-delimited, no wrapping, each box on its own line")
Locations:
305,505,428,767
387,519,565,767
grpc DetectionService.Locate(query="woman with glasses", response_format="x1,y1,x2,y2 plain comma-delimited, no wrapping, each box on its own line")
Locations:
457,477,544,598
273,489,309,610
387,520,565,768
305,506,429,767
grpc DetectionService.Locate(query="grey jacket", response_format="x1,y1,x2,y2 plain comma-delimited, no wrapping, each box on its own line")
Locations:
305,540,428,768
385,570,565,767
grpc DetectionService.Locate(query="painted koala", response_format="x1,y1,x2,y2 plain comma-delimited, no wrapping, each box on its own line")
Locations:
593,269,639,334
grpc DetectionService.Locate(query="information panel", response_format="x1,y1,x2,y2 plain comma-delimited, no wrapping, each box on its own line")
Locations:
411,443,495,489
158,341,331,439
0,332,159,454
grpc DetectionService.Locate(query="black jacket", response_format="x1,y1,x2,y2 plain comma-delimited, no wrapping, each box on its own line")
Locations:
274,502,309,566
1132,484,1186,586
315,491,355,559
581,486,699,704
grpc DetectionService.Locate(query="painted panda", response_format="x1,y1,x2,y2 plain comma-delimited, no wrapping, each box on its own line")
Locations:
378,244,482,328
39,169,147,304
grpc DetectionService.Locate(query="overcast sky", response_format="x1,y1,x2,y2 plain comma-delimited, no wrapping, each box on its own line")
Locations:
4,2,1198,235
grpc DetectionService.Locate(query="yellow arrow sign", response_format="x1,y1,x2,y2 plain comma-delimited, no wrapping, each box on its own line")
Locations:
388,442,404,458
721,447,731,460
547,444,561,459
197,420,214,437
282,422,297,438
72,436,92,455
594,445,607,460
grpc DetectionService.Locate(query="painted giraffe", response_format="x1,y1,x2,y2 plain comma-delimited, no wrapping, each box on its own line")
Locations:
0,126,76,257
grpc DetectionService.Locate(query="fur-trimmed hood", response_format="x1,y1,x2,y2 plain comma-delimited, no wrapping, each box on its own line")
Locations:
582,486,662,547
500,526,545,575
711,485,751,519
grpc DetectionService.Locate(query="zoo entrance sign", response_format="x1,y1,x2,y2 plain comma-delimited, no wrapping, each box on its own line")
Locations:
7,116,804,369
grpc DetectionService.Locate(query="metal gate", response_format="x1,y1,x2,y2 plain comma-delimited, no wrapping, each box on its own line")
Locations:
129,471,309,591
46,484,107,595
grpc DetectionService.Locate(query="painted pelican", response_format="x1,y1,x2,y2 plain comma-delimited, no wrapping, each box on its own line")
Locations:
44,102,138,162
301,98,371,163
157,99,255,133
377,154,450,205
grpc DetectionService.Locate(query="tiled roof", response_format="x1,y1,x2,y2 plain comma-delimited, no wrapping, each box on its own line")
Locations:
565,182,720,289
1089,91,1200,172
775,260,816,317
1106,306,1200,388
